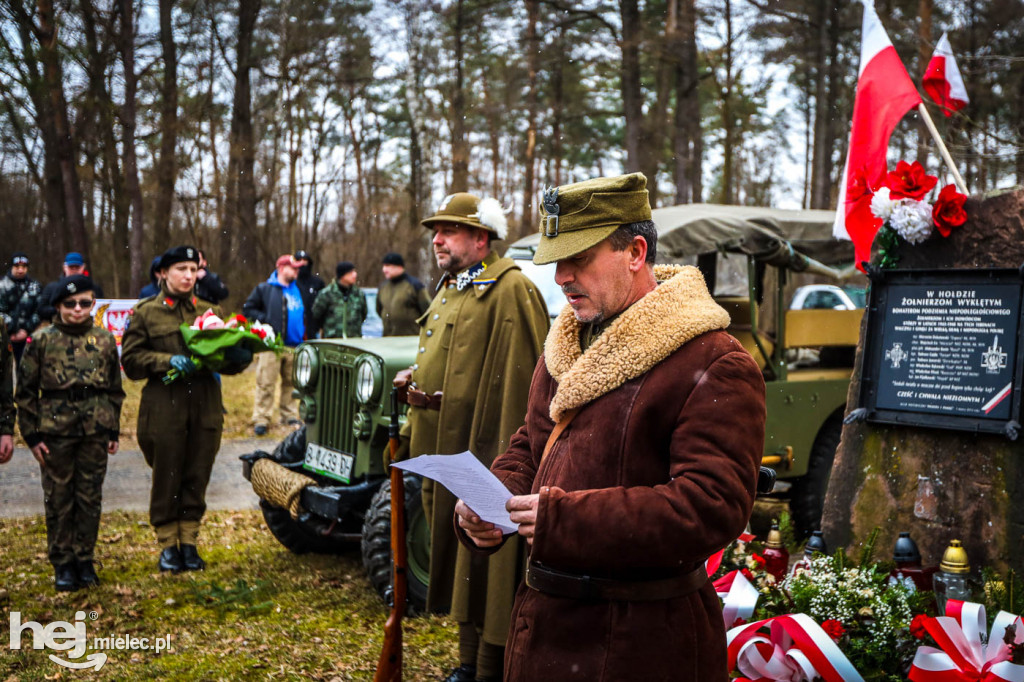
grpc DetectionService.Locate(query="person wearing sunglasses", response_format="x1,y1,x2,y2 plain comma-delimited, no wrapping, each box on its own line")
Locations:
15,275,124,592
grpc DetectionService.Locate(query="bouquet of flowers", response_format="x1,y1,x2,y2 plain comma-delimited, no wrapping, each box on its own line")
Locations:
163,309,282,383
869,160,968,268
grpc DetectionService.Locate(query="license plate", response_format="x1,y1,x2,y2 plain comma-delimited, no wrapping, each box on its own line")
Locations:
303,443,354,483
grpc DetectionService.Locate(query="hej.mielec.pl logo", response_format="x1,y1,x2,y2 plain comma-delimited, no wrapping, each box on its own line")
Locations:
8,610,173,671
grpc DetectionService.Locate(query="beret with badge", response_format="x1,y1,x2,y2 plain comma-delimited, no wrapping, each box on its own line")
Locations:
533,172,652,265
157,245,200,270
421,192,508,240
51,275,95,305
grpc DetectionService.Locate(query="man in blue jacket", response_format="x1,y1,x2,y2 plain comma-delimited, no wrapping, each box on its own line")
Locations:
243,254,305,436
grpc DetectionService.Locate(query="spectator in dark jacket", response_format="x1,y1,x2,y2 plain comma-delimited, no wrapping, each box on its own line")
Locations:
377,252,431,336
139,256,163,298
194,250,229,304
1,251,42,359
242,254,305,436
294,249,325,337
34,253,105,330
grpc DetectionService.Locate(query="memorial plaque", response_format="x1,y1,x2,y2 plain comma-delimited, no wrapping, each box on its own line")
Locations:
859,268,1024,437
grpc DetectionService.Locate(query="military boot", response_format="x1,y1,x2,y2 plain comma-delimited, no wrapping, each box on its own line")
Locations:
77,560,100,587
180,545,206,571
54,563,79,592
158,546,184,573
443,665,477,682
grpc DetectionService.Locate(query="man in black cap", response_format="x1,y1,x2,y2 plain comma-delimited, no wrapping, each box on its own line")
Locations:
310,261,367,338
377,252,431,336
121,246,252,573
294,249,325,337
0,251,41,359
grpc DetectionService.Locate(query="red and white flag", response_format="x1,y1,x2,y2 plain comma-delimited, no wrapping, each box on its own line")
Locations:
923,32,970,117
833,1,922,269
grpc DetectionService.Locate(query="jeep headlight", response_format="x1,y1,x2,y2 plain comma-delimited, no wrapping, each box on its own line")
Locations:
294,345,318,389
354,355,383,405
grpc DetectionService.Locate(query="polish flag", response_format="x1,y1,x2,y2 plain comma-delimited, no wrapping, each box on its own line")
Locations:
833,1,922,270
923,32,969,117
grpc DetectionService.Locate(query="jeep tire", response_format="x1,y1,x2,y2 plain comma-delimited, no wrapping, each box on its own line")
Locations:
788,414,843,539
361,475,429,613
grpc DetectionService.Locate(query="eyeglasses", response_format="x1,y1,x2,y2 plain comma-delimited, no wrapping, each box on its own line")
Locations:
59,298,95,310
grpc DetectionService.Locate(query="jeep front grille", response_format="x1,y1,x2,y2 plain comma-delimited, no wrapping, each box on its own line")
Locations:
318,363,357,454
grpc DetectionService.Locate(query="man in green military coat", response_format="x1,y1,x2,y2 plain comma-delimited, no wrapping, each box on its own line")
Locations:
401,192,549,682
121,246,252,573
311,261,367,338
377,252,431,336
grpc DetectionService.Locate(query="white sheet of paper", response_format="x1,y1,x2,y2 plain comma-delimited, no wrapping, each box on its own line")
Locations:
392,451,516,534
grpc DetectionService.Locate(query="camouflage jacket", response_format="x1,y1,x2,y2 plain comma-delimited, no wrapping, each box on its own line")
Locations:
16,321,125,446
0,272,41,333
0,321,14,435
311,282,367,338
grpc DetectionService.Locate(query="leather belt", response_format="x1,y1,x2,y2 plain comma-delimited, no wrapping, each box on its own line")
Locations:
525,561,706,601
41,387,101,402
406,387,443,411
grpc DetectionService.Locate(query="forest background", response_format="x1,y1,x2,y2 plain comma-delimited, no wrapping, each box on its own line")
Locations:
0,0,1022,306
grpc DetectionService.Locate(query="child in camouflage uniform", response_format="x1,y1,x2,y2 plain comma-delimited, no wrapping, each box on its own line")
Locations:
16,275,124,592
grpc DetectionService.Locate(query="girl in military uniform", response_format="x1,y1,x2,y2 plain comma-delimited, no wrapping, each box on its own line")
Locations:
16,275,124,592
121,245,252,573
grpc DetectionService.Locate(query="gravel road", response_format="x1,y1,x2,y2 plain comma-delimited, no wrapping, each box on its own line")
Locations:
0,437,277,518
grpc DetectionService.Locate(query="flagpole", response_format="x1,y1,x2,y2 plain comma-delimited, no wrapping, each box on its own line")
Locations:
917,103,969,195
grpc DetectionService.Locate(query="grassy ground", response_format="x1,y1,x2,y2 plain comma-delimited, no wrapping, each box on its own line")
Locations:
0,510,458,681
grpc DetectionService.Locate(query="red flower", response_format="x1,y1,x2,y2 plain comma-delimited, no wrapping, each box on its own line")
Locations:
751,553,766,568
253,327,267,340
821,619,846,641
731,617,747,629
932,184,968,237
884,160,938,200
910,613,930,640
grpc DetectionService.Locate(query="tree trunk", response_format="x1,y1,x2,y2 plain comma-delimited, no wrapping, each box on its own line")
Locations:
673,0,700,204
36,0,88,258
231,0,261,269
521,0,539,235
450,0,468,192
153,0,179,248
809,0,833,209
620,0,642,173
403,1,427,231
720,0,735,204
120,0,144,292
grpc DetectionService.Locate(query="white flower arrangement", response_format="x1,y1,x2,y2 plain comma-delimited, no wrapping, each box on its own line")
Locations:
887,199,935,244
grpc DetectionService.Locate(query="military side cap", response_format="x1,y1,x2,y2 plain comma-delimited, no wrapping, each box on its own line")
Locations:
52,275,94,304
533,172,652,265
421,193,508,240
157,245,200,270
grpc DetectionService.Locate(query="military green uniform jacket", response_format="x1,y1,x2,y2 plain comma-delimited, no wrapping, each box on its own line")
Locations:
377,273,431,336
16,320,124,447
0,321,14,435
311,282,367,338
405,250,549,645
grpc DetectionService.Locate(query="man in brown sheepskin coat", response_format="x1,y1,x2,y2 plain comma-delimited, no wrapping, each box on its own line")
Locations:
455,172,767,682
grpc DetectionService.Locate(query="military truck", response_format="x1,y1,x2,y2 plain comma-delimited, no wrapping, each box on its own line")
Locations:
242,203,862,610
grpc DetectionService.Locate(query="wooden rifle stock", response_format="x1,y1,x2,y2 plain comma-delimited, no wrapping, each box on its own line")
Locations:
374,389,406,682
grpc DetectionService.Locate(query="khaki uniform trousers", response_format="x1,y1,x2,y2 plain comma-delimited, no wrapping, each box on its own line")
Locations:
251,349,297,426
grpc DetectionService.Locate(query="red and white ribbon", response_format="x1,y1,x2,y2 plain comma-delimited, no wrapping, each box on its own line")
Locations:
909,600,1024,681
727,614,865,682
715,569,761,629
706,532,756,579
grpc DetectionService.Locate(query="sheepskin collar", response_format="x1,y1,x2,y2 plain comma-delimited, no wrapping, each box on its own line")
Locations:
545,264,729,422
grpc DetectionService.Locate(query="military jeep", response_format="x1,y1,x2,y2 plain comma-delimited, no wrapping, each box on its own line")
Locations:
243,203,862,611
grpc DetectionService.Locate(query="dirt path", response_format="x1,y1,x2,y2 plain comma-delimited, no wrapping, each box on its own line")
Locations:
0,437,279,518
